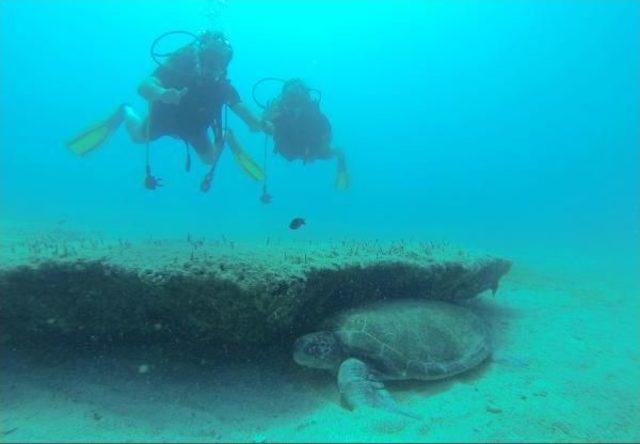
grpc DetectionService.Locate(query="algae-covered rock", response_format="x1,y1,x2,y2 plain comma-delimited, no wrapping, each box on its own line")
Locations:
0,235,511,349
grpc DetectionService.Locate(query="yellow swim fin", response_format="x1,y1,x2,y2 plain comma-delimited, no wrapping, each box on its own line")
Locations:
335,169,349,190
335,153,349,190
66,106,124,156
225,129,265,181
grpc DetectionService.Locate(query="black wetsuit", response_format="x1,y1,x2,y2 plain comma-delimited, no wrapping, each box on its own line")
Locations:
271,100,332,161
148,45,240,153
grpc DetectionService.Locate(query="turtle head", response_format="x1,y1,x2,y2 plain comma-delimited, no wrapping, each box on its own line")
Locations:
293,331,343,370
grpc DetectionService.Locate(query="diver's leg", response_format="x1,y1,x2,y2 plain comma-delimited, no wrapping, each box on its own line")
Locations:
331,147,349,190
189,131,222,166
121,105,148,143
307,145,344,163
333,147,347,170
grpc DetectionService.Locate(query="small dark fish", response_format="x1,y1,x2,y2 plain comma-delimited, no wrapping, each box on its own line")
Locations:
289,218,306,230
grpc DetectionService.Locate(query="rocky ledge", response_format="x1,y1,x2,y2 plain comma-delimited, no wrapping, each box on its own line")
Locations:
0,235,511,349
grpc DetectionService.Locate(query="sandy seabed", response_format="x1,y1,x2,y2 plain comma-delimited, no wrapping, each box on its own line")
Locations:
1,226,638,443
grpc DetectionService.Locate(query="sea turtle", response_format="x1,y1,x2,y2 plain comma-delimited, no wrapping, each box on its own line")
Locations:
293,299,491,418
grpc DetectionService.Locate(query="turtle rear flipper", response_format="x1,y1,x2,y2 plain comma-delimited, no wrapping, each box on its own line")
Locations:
338,358,423,420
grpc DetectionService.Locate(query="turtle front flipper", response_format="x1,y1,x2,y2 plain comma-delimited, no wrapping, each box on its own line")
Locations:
338,358,422,420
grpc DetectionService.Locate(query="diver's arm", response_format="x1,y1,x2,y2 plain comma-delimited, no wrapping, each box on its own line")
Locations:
138,76,187,105
138,76,165,101
230,102,273,134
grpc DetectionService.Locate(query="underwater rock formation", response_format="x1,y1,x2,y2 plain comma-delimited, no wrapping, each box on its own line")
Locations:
0,236,511,349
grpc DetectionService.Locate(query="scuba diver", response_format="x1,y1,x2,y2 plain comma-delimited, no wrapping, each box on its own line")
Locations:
260,79,349,190
67,30,268,190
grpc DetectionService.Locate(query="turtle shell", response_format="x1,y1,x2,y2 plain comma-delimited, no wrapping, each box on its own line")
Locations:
328,299,490,380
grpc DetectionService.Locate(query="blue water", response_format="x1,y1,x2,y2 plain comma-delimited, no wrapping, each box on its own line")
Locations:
2,0,638,274
1,1,639,440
